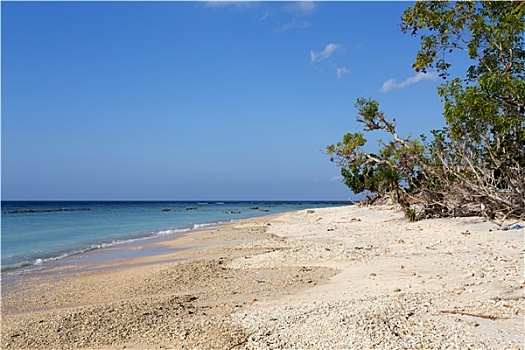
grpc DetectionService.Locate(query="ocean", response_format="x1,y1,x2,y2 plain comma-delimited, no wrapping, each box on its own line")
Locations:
1,201,348,272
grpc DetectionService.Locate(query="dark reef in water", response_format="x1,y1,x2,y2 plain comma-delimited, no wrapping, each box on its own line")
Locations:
4,208,91,214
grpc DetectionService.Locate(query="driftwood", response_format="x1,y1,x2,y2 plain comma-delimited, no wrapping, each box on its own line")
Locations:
416,133,524,224
440,310,508,321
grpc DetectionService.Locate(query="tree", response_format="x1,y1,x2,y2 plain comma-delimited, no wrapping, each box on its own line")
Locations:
328,1,525,222
403,1,525,221
327,98,427,216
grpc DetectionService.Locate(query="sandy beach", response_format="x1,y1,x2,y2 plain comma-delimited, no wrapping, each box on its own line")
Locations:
1,205,523,349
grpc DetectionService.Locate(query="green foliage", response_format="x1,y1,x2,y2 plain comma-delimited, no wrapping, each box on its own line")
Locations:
327,99,426,211
402,1,525,155
328,1,524,221
405,208,417,223
327,132,366,160
340,161,399,196
403,1,525,219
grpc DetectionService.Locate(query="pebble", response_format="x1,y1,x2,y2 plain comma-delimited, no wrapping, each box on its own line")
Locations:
232,292,523,349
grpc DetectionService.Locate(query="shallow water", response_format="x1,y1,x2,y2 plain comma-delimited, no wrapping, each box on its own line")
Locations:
1,201,348,272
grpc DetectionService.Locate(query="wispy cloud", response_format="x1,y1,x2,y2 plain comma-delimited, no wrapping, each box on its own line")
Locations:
329,175,343,182
380,72,439,93
205,1,258,11
275,2,316,32
315,175,344,183
276,19,312,32
310,43,342,63
283,1,317,16
336,66,351,79
207,1,315,33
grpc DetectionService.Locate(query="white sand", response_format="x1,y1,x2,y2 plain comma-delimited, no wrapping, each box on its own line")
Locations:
230,205,524,349
2,204,523,349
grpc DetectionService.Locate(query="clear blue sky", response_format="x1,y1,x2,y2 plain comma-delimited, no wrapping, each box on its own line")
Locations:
2,1,447,201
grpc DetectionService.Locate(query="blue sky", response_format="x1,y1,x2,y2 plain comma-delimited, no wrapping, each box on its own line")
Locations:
2,1,448,201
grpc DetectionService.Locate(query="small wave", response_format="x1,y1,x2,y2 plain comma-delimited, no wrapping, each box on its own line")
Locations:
193,220,235,229
157,228,191,236
192,222,216,229
2,252,78,273
90,242,115,249
157,222,226,234
3,228,199,273
4,218,238,273
4,264,46,275
3,240,139,273
32,252,81,266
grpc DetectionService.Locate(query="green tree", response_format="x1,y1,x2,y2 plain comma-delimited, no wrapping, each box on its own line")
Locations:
327,98,427,214
329,1,525,221
402,0,525,220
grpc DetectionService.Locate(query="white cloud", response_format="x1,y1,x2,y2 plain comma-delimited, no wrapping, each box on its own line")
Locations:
276,19,312,32
205,1,258,10
261,10,271,20
380,79,398,93
336,66,351,79
310,43,342,63
329,175,343,182
283,1,317,15
380,72,439,93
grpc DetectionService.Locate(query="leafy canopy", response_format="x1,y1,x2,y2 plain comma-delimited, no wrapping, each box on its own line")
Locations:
328,1,524,221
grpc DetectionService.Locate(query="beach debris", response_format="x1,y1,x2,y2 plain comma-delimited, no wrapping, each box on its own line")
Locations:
440,310,507,320
307,209,316,214
179,329,189,340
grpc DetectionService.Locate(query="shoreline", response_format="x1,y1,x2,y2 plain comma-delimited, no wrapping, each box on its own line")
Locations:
2,205,523,349
1,219,234,278
2,200,344,273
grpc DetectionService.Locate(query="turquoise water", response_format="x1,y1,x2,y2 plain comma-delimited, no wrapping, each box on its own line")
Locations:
1,201,348,271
